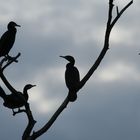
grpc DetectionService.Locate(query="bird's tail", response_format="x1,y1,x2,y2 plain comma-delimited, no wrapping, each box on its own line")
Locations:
68,91,77,102
0,86,6,101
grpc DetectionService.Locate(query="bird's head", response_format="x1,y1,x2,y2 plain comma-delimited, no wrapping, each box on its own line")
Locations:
24,84,36,91
8,21,21,30
60,55,75,65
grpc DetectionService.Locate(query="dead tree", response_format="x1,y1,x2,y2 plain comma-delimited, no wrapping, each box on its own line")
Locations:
0,0,133,140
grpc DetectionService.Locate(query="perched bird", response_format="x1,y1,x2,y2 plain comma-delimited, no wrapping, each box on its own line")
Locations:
60,55,80,102
0,84,36,113
0,21,20,58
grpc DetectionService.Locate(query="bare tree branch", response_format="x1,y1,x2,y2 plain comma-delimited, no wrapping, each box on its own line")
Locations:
31,96,69,140
0,68,36,140
0,70,18,93
0,53,21,93
22,103,36,140
116,6,119,15
110,0,133,29
0,53,22,95
2,53,21,71
78,0,133,90
27,1,133,139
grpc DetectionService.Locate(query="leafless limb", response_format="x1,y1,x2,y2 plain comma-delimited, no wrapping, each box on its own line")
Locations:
110,0,133,29
0,54,36,140
78,0,133,90
0,68,18,93
116,6,119,15
31,96,69,139
24,0,132,139
2,53,21,71
22,103,36,140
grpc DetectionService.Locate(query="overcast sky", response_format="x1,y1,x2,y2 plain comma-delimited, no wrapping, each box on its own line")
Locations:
0,0,140,140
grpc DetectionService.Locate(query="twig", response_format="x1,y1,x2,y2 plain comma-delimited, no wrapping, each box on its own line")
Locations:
116,6,119,15
2,53,21,71
110,0,133,29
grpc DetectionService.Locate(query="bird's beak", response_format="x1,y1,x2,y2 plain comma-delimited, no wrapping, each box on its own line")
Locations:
60,56,65,59
32,85,36,87
16,24,21,27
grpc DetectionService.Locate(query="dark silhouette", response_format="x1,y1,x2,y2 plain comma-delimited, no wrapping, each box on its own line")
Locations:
0,84,36,113
0,21,20,59
60,55,80,102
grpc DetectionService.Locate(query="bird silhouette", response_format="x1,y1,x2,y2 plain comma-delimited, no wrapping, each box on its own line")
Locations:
0,84,36,113
0,21,20,59
60,55,80,102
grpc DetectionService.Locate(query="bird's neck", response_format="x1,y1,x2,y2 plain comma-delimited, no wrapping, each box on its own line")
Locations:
8,27,17,32
23,88,29,101
66,62,74,68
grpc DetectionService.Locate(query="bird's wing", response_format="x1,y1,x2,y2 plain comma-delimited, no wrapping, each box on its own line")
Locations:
0,31,9,46
65,66,80,90
73,67,80,82
0,30,16,56
0,31,10,55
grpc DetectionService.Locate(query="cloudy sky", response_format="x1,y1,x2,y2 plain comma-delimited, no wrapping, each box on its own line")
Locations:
0,0,139,140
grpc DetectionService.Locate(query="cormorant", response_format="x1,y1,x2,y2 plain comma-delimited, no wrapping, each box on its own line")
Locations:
0,84,36,113
60,55,80,102
0,21,20,59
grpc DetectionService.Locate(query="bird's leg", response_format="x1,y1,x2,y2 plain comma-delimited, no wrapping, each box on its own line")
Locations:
12,108,26,116
0,57,7,67
18,108,21,112
12,108,21,116
4,55,12,63
5,55,10,60
12,109,16,116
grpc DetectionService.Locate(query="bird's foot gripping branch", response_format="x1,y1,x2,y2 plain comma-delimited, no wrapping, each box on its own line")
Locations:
0,52,21,71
